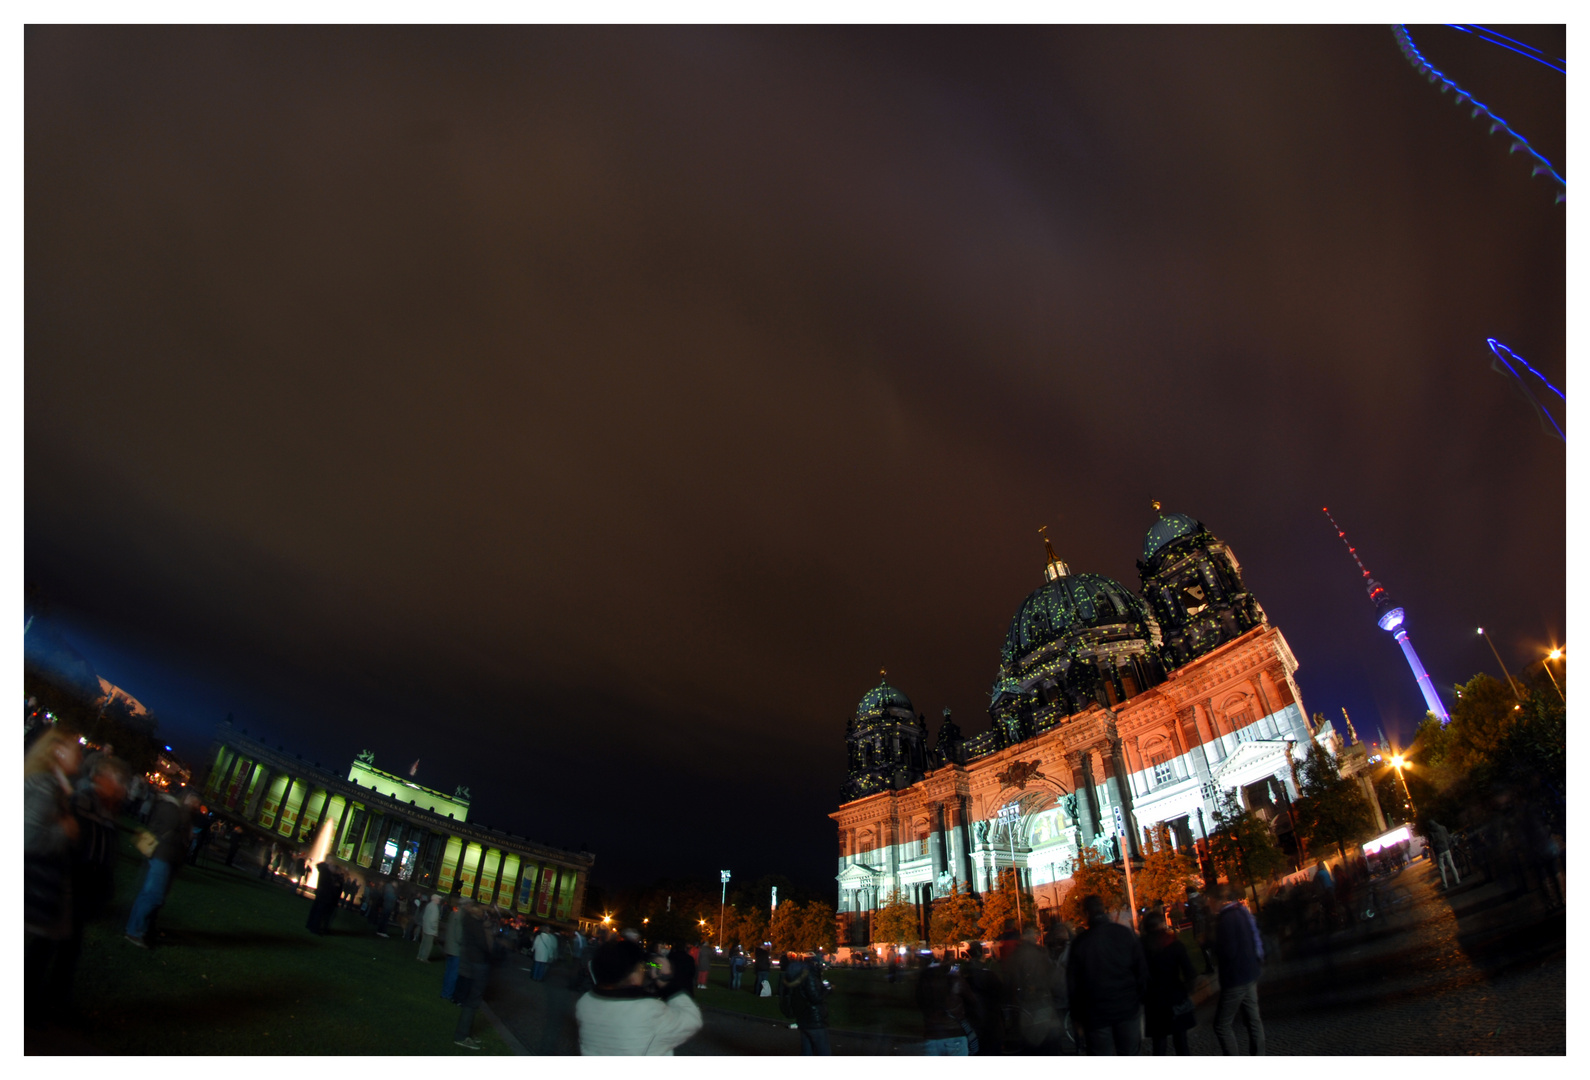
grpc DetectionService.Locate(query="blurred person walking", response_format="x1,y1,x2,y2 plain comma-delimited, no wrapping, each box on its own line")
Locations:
307,861,341,934
695,938,713,990
961,941,1005,1055
753,943,771,994
1212,883,1266,1055
729,945,746,990
915,959,975,1055
418,894,442,961
1066,895,1147,1056
440,895,465,1001
532,923,559,981
1141,904,1198,1055
1009,925,1065,1054
224,825,244,867
451,899,499,1049
123,789,198,948
777,951,831,1055
575,938,703,1054
24,730,83,1028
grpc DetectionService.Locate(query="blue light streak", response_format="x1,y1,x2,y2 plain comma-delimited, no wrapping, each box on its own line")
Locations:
1444,24,1566,75
1486,338,1565,441
1394,24,1565,204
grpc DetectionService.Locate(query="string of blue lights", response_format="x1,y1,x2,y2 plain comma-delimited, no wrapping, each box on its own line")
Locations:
1486,338,1565,442
1393,24,1565,204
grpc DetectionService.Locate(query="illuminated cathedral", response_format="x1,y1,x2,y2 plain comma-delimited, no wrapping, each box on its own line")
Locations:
831,509,1315,948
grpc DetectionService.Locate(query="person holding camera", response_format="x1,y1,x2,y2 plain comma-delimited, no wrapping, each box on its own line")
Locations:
575,938,703,1055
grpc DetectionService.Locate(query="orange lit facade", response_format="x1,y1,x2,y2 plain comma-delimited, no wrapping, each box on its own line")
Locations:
832,512,1320,947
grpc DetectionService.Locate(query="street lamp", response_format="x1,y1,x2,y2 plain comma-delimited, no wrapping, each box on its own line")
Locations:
719,870,731,948
1477,627,1524,703
1542,648,1566,703
1388,753,1417,821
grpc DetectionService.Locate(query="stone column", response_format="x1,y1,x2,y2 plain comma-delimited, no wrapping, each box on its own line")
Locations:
1105,738,1141,859
333,796,355,859
244,765,273,822
1068,751,1100,842
957,795,976,888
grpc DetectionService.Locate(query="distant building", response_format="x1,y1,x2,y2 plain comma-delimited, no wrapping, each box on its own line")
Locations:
832,510,1319,947
201,723,593,924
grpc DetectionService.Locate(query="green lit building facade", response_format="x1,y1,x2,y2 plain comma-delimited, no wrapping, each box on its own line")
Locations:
200,723,593,924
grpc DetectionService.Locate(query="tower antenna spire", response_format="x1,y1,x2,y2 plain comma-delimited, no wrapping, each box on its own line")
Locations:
1321,507,1449,724
1038,525,1070,582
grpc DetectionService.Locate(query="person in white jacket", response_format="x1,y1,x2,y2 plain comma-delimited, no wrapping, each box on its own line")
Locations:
417,894,443,961
532,926,560,981
576,938,703,1055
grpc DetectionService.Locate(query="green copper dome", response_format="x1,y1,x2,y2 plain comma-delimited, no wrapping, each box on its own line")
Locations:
1002,572,1149,664
856,679,914,720
1142,513,1200,561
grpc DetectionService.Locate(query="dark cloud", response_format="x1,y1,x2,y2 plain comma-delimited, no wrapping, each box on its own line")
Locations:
26,25,1564,889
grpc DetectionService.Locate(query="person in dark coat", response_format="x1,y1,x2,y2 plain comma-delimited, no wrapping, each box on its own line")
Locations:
451,900,499,1049
777,953,831,1055
1212,884,1265,1055
1065,894,1148,1056
224,826,244,867
307,861,341,934
915,961,975,1055
961,941,1005,1055
753,944,771,993
1141,907,1198,1055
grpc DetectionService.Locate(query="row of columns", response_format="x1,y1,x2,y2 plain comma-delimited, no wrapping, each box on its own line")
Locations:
203,744,581,919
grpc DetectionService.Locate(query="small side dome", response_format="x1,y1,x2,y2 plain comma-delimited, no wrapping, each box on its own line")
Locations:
1143,513,1200,561
856,679,914,721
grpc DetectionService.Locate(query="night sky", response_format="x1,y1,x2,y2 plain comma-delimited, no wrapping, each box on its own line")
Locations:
24,26,1565,893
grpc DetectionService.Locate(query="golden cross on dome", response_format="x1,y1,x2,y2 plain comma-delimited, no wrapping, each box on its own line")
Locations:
1151,499,1161,512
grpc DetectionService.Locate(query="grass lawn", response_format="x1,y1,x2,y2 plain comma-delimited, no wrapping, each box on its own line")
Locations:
58,834,513,1055
698,963,923,1037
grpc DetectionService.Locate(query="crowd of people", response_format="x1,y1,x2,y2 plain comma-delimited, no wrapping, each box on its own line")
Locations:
891,886,1262,1058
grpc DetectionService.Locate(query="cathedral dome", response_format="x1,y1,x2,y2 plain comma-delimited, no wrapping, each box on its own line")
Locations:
1142,513,1201,561
856,679,915,721
1003,572,1150,661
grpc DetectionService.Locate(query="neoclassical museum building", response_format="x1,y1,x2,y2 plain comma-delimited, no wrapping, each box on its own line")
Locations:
200,724,593,924
831,510,1317,947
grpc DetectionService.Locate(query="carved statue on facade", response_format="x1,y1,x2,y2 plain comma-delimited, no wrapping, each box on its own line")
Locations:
995,759,1048,791
454,785,471,801
1092,831,1118,862
356,749,375,765
973,820,990,847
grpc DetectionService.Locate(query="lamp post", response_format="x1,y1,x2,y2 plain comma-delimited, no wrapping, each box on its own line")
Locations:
719,870,731,948
1543,648,1566,703
1477,627,1524,703
996,802,1023,931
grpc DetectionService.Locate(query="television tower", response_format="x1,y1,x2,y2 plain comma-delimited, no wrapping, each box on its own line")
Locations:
1323,508,1450,724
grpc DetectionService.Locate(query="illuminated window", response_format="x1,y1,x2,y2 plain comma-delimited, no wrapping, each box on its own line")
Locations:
1151,753,1174,786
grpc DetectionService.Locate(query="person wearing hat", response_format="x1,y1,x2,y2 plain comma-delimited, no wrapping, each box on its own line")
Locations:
576,938,703,1055
418,893,443,961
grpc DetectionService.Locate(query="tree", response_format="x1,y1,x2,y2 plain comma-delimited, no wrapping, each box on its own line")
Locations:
977,868,1037,940
1206,788,1289,903
721,903,768,950
1293,741,1377,861
929,880,982,946
769,899,806,954
795,899,839,953
871,888,920,947
1057,845,1125,926
1133,824,1200,911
